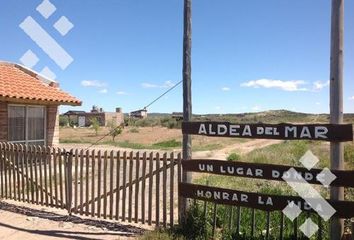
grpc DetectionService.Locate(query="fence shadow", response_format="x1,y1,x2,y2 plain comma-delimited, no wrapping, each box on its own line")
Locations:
0,201,145,238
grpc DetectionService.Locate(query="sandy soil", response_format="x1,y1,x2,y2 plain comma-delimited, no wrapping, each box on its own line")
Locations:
0,199,148,240
60,126,247,150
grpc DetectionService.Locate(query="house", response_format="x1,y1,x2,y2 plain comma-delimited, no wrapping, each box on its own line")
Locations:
63,106,124,127
0,61,81,146
130,109,147,119
171,112,183,121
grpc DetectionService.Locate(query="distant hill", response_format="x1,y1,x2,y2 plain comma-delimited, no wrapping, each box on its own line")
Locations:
143,110,354,124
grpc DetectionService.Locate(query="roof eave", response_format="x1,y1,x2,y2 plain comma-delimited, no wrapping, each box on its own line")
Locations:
0,96,82,106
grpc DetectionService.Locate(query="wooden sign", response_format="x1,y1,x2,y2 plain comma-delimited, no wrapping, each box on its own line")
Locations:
179,183,354,218
182,122,353,142
182,160,354,187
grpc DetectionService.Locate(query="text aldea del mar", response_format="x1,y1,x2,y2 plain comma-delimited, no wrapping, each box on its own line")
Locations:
198,123,329,139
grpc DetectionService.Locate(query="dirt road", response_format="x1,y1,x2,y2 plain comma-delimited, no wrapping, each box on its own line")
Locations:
0,200,147,240
193,139,283,159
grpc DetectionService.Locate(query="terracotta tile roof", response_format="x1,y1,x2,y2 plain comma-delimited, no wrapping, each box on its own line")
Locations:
0,62,81,106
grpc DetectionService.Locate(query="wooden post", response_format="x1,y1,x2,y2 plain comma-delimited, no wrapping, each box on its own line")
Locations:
329,0,344,239
180,0,192,224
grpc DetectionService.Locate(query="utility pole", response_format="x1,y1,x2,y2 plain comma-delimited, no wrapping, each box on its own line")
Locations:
180,0,192,224
329,0,344,239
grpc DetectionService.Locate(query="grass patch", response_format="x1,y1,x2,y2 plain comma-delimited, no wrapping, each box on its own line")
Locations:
152,139,181,149
226,152,241,161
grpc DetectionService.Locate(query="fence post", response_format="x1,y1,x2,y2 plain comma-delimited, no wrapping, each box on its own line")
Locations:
65,150,73,215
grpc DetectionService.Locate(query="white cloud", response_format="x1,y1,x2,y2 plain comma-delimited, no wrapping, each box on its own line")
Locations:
241,79,308,91
141,80,174,89
117,91,128,95
252,106,261,111
99,89,107,94
349,96,354,100
81,80,106,88
221,87,230,91
241,79,330,92
313,81,329,90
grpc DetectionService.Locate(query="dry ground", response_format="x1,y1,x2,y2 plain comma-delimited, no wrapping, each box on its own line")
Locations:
0,199,149,240
59,126,248,151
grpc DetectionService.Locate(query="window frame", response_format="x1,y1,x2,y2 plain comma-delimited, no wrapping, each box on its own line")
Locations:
8,104,47,145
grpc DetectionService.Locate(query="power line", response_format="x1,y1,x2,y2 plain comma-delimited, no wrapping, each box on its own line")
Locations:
85,80,183,150
144,80,183,109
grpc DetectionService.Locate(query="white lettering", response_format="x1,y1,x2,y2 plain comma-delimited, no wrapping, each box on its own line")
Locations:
198,124,207,134
300,127,311,138
285,126,297,138
218,124,227,135
243,125,252,136
315,126,328,139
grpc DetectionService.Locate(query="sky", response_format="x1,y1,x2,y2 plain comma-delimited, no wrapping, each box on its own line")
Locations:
0,0,353,114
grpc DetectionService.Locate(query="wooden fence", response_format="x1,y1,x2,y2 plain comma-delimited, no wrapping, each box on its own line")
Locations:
0,142,182,227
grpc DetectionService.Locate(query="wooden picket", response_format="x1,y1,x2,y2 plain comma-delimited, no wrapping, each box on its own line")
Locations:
0,142,181,227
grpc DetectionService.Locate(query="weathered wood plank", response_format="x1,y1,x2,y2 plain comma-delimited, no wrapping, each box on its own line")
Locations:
141,152,147,224
115,151,120,220
43,147,49,206
4,144,8,198
162,153,167,227
0,143,3,198
79,149,84,215
58,148,64,208
16,145,22,202
10,144,15,200
103,150,108,219
134,152,140,223
122,151,127,222
38,146,44,205
34,146,39,204
182,122,353,142
74,149,78,213
85,149,90,216
128,151,133,222
109,150,114,220
24,145,30,203
169,152,174,227
148,152,153,225
48,147,53,206
97,150,102,218
155,152,160,227
91,150,96,217
53,148,58,207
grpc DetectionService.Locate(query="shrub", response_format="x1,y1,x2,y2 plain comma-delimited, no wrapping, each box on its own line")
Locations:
108,120,123,141
227,152,241,161
345,143,354,166
90,117,100,136
59,115,69,127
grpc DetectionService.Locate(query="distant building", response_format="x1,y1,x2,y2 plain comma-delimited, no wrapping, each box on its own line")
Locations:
172,112,183,121
63,106,124,127
130,109,147,119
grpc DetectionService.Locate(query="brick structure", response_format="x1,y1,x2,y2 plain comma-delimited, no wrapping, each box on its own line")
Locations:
0,102,8,142
0,61,81,146
63,106,124,127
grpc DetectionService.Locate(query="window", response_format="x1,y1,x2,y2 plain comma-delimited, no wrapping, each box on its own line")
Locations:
8,105,46,145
